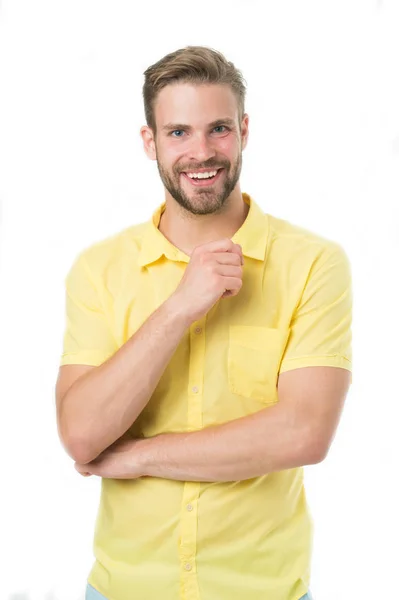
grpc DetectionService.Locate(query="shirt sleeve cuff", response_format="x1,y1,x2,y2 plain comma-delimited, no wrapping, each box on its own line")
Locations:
279,354,352,381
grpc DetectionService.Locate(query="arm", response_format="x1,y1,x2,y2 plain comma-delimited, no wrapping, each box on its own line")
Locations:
58,293,191,465
58,239,244,465
133,242,353,482
76,365,350,481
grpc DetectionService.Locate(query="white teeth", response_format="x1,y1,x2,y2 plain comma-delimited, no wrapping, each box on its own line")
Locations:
186,170,218,180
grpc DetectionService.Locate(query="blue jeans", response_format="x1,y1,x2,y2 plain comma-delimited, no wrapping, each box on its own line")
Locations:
86,583,313,599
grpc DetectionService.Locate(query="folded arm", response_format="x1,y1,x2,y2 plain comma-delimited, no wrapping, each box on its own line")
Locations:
75,366,351,481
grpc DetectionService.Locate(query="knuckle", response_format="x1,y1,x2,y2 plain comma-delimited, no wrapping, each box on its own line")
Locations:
206,259,216,272
194,244,208,258
211,274,220,287
234,279,243,292
199,252,210,265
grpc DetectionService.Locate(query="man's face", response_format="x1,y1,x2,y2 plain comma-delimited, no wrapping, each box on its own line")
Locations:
147,83,248,215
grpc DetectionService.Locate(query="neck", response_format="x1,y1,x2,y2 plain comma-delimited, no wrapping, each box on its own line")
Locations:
158,188,249,256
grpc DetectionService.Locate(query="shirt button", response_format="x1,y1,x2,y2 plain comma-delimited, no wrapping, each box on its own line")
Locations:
184,563,192,571
186,504,193,511
192,386,199,393
194,327,202,334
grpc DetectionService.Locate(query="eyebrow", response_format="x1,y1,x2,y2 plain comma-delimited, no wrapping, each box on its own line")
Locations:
162,118,237,132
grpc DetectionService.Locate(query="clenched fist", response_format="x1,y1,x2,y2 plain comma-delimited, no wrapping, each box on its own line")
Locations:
172,238,244,323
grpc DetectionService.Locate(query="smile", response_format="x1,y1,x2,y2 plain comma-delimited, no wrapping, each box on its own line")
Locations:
181,168,224,187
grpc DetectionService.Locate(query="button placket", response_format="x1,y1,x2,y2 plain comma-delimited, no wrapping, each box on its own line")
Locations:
187,319,206,401
178,319,206,600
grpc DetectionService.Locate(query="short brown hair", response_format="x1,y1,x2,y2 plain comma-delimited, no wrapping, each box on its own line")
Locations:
142,46,247,133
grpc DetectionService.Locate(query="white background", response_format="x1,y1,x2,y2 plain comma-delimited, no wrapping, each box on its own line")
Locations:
0,1,398,599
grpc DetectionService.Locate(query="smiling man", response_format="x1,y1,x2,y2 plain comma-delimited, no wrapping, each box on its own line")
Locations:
56,46,352,600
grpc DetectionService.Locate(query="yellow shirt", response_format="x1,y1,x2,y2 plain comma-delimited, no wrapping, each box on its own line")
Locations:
61,193,352,600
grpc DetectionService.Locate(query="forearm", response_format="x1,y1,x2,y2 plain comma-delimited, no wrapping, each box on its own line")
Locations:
140,402,318,482
61,294,192,464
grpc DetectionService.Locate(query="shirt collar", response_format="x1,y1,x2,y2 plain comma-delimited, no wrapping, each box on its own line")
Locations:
137,193,269,268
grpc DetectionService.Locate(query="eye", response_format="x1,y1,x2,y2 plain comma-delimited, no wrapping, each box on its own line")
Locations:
213,125,228,133
170,130,185,137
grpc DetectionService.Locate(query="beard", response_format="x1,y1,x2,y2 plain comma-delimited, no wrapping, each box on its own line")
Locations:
156,152,242,216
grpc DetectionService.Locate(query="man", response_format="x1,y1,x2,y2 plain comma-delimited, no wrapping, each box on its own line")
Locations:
56,46,352,600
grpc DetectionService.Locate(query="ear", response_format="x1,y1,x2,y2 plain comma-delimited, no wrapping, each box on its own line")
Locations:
140,125,157,160
240,114,249,150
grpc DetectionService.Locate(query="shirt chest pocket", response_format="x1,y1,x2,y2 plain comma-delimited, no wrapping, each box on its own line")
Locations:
227,326,288,404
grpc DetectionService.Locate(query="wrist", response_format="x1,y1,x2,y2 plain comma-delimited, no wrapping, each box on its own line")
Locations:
165,292,195,328
135,437,156,477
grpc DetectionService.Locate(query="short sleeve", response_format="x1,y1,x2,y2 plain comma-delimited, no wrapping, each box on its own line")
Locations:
60,253,118,366
279,244,352,379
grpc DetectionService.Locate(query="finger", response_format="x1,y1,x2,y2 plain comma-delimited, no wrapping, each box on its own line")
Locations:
220,276,243,296
214,265,243,279
212,252,243,266
194,238,239,256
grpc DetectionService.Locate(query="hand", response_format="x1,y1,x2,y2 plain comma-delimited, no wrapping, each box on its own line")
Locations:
172,238,244,323
74,438,146,479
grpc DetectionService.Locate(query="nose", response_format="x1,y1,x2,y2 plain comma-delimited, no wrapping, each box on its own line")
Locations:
188,132,216,163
